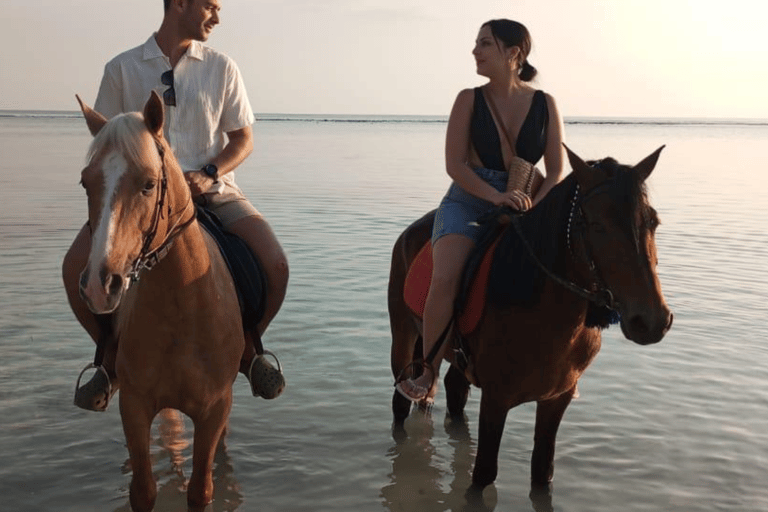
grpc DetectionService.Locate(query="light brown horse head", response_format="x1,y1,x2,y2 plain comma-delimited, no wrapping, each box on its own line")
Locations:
564,144,672,345
76,92,172,314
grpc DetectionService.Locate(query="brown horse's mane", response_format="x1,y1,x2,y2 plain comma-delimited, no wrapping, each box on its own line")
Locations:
485,158,651,327
86,112,162,172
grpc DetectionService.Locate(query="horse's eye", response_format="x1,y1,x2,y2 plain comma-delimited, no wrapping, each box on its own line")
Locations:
142,181,156,196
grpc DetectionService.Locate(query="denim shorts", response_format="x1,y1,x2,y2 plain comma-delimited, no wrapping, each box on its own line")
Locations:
432,167,507,245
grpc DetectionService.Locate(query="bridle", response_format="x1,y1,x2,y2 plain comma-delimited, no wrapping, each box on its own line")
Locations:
510,172,618,310
127,139,195,282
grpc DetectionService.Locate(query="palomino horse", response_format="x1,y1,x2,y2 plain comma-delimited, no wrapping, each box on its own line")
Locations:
388,146,673,489
76,92,243,511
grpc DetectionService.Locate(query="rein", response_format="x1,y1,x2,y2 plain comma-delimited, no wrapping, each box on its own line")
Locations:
510,180,616,310
127,140,195,282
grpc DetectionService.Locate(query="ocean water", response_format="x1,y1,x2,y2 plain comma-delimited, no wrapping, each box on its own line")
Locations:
0,112,766,512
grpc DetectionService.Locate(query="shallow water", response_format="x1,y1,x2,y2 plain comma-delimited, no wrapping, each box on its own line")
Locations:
0,115,766,511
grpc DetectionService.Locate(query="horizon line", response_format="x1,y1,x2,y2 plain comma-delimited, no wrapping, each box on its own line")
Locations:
1,109,767,126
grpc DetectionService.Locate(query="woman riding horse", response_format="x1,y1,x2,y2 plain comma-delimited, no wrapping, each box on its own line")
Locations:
396,19,566,402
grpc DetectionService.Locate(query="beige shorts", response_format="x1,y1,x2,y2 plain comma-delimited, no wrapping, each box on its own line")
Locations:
196,181,261,228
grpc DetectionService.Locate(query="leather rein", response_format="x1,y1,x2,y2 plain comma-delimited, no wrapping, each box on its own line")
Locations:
127,139,196,282
510,177,617,310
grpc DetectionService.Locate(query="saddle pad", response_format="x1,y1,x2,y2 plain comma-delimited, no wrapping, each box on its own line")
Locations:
403,238,500,335
196,206,266,332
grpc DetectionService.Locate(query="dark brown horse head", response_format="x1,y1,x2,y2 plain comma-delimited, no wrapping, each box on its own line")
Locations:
76,92,177,314
565,144,672,345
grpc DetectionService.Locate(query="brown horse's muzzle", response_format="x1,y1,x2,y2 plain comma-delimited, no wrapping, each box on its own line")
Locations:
79,265,126,314
620,302,673,345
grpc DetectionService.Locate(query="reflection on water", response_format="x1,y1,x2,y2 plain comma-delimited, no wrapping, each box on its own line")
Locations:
113,409,243,512
383,407,561,512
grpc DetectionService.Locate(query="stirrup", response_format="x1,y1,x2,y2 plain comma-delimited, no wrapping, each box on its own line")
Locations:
394,360,436,403
248,349,283,376
248,350,285,399
73,363,112,409
394,359,435,387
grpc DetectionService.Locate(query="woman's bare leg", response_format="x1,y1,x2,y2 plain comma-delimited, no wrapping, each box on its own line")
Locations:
397,234,475,400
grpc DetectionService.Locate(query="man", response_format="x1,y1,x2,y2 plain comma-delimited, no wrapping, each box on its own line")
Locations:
64,0,288,410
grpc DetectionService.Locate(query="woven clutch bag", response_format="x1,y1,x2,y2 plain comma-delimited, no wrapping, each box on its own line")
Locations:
506,155,544,197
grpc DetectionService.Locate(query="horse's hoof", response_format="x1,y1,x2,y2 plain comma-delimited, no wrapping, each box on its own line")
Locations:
73,364,113,411
248,351,285,399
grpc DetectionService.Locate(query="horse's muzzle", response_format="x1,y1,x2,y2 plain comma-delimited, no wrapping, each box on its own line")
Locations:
79,267,125,314
621,305,673,345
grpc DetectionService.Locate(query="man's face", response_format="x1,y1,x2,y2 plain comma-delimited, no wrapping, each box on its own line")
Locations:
181,0,221,42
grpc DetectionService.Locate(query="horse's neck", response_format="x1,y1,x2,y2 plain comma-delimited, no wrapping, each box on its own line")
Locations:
152,169,210,287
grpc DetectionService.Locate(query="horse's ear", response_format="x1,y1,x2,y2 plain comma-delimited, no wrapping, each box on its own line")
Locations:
143,91,164,137
76,94,107,136
564,144,605,191
633,145,665,182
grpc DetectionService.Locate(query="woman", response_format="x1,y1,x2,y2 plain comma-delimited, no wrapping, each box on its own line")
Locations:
396,19,565,402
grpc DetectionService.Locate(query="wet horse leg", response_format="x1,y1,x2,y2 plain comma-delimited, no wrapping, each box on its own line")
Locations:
531,388,575,486
119,392,157,512
187,396,232,510
389,308,421,424
472,391,510,488
444,364,470,421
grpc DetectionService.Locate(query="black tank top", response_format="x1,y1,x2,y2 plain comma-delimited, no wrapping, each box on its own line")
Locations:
470,87,549,170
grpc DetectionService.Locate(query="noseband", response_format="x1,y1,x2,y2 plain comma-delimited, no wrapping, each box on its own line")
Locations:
127,140,195,282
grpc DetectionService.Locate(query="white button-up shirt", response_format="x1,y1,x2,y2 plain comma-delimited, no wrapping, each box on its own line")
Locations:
94,34,254,194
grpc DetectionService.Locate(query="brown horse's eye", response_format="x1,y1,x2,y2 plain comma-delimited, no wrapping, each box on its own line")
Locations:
142,181,156,196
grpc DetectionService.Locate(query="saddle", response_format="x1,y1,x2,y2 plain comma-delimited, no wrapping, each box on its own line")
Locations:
196,206,266,333
403,225,503,336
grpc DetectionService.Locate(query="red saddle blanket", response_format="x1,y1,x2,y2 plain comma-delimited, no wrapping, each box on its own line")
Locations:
403,238,500,335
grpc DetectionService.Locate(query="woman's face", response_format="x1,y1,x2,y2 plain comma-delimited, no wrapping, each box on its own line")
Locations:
472,25,518,78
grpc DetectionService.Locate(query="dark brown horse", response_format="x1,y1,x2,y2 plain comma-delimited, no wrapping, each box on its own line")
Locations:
76,92,244,511
388,145,673,489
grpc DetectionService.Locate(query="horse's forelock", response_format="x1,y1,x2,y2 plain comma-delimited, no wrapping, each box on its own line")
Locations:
86,112,162,174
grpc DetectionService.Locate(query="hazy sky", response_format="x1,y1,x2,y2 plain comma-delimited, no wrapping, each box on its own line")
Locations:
4,0,767,118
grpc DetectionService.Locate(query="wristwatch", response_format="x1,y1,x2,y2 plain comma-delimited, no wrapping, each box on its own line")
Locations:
201,163,218,180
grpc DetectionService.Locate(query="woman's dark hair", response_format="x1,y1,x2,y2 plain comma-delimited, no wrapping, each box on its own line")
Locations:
483,19,537,82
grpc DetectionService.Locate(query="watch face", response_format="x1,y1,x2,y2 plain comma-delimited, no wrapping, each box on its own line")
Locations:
204,164,218,178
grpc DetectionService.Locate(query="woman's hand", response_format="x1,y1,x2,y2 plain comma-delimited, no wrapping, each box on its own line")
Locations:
491,189,532,211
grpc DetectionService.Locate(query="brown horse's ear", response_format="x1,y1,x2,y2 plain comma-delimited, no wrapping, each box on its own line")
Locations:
564,143,605,191
143,91,165,137
76,94,107,136
633,145,665,182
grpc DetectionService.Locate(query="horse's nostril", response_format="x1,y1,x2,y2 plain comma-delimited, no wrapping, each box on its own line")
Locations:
79,269,90,292
106,274,124,296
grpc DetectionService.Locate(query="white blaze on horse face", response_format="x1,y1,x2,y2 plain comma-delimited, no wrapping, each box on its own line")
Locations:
83,150,130,310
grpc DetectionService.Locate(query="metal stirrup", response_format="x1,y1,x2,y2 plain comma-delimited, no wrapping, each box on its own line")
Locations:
73,363,113,405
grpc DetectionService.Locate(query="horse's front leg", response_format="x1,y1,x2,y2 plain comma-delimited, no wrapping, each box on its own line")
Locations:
471,391,510,488
187,395,232,510
531,387,575,486
120,391,157,512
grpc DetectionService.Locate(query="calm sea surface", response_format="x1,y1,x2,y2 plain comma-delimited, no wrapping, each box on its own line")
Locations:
0,112,766,512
